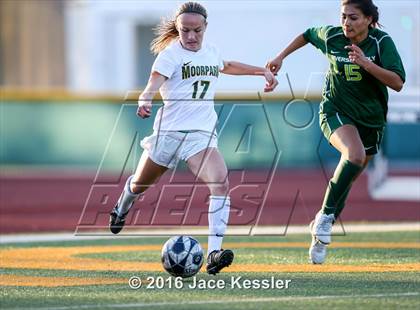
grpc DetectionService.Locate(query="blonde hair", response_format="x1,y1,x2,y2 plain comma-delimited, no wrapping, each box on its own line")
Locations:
150,2,207,55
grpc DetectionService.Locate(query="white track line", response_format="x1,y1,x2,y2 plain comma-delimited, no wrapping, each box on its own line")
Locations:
3,292,419,310
1,222,419,244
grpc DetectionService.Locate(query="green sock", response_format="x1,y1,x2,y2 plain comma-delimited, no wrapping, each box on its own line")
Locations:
321,159,363,216
333,186,351,218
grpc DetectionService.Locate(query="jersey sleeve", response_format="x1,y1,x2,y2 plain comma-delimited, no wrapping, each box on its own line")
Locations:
151,48,178,79
215,46,224,71
303,25,333,54
378,36,406,83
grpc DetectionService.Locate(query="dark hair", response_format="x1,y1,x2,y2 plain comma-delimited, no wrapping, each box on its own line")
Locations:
341,0,380,28
150,2,207,55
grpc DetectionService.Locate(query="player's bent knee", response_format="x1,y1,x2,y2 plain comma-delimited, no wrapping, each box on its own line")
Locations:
222,179,229,193
347,151,366,166
130,183,148,195
211,179,229,196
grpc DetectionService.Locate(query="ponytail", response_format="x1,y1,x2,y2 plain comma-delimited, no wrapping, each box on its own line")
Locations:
150,19,178,55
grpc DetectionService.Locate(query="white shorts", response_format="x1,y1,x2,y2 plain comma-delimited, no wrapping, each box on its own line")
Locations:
140,130,218,169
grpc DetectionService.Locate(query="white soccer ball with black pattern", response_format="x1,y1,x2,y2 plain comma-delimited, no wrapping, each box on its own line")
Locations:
161,236,204,278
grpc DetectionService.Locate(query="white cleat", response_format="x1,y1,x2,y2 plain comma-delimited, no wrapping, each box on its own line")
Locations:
311,211,335,245
309,233,327,264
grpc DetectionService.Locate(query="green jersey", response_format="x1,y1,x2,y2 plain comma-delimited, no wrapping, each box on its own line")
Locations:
303,26,405,127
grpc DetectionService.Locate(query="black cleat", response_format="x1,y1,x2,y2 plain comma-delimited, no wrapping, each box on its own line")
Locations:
109,206,128,234
206,249,234,275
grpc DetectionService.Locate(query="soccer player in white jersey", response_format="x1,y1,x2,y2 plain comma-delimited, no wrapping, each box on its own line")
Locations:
109,2,278,275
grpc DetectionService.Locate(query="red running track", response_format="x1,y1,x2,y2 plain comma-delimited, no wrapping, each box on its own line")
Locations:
0,169,418,233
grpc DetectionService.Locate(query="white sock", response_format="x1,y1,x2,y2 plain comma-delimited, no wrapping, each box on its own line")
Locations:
207,195,230,257
116,175,140,216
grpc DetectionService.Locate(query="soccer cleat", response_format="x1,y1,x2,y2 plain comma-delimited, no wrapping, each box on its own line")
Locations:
311,211,335,245
206,249,234,275
109,206,128,234
309,234,327,264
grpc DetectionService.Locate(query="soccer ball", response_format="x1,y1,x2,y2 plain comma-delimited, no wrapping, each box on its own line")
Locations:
161,236,204,278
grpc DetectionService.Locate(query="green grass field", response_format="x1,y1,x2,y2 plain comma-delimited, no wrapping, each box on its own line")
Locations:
1,230,419,309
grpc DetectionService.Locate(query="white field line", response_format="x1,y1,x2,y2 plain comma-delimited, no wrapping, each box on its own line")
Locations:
1,222,419,244
3,292,419,310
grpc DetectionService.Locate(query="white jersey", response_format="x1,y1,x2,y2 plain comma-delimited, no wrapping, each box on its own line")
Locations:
151,40,224,133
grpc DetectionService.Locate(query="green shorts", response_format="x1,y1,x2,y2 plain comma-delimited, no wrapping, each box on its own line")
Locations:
320,111,384,156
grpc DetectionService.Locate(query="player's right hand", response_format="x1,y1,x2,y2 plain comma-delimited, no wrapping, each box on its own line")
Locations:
137,102,152,118
265,57,283,75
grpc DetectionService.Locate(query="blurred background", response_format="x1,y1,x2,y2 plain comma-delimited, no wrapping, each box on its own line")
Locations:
0,0,419,234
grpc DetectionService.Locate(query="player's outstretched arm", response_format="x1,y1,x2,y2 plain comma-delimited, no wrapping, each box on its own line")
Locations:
266,34,308,74
220,62,278,92
137,72,167,118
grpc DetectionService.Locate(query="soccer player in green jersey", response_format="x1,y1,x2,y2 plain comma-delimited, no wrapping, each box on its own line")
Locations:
266,0,405,264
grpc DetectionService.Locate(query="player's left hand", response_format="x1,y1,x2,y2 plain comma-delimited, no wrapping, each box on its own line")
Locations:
345,44,369,68
261,69,279,92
